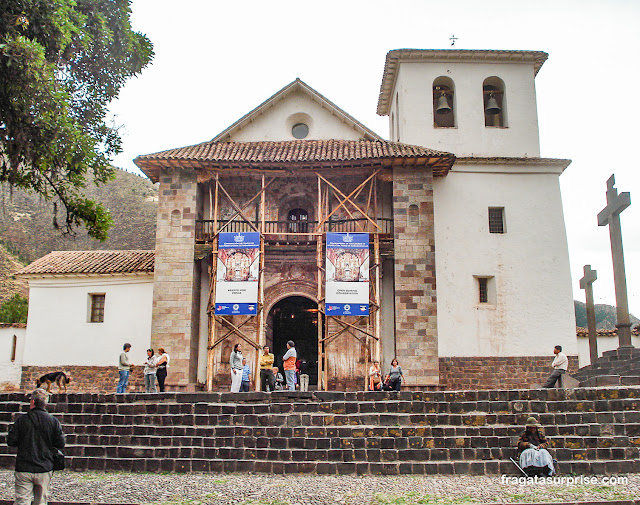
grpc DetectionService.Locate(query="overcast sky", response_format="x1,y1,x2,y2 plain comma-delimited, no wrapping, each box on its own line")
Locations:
110,0,640,317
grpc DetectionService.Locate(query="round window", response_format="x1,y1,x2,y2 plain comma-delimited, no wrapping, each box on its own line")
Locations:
292,123,309,139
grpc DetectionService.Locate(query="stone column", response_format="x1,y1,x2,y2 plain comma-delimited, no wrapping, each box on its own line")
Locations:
151,167,200,387
392,166,438,386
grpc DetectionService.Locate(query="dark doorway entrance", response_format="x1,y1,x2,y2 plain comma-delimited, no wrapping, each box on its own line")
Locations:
268,296,318,386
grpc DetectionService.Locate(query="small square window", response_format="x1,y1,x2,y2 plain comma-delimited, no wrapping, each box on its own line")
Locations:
89,294,105,323
488,207,505,234
474,276,496,305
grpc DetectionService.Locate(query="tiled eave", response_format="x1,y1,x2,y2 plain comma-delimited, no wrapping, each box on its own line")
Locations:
135,140,456,182
16,250,155,277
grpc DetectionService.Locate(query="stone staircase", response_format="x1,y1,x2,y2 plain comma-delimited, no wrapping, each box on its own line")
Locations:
0,388,638,476
573,347,640,387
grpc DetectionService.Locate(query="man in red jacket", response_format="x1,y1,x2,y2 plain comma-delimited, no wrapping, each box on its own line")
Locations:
7,388,65,505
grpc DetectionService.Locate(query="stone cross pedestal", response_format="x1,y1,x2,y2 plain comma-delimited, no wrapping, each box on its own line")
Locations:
579,265,598,363
597,175,633,348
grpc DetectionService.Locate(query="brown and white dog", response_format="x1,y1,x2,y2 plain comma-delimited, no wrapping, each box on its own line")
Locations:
36,372,70,393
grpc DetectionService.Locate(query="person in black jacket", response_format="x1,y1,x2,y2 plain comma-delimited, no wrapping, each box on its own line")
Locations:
7,388,65,505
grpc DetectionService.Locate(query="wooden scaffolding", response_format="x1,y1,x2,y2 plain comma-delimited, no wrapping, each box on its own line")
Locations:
204,169,384,391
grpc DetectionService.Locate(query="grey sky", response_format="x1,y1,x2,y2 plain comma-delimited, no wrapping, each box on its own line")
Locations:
110,0,640,316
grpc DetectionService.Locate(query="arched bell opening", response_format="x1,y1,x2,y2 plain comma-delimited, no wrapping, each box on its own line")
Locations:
483,76,507,127
433,76,456,128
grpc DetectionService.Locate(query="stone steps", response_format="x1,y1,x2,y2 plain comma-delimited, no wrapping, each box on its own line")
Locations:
1,444,635,462
0,454,637,476
0,388,638,475
28,421,640,436
4,395,640,415
573,348,640,387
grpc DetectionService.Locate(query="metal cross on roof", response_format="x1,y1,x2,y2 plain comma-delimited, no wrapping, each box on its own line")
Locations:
450,34,458,47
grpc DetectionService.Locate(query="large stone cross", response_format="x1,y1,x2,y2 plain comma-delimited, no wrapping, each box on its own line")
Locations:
597,174,633,348
579,265,598,363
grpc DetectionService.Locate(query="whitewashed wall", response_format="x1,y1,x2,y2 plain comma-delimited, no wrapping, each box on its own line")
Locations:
433,162,577,357
227,89,366,142
391,60,541,157
23,275,153,366
0,325,26,388
577,333,640,367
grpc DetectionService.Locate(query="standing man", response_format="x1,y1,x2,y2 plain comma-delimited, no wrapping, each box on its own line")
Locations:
543,345,568,388
259,345,275,392
7,388,65,505
229,343,243,392
282,340,297,391
117,343,132,393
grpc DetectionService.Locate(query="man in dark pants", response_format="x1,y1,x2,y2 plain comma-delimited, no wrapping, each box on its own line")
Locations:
7,388,65,505
543,345,568,388
259,345,275,392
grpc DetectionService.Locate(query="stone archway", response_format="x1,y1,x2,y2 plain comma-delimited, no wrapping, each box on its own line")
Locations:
267,296,319,386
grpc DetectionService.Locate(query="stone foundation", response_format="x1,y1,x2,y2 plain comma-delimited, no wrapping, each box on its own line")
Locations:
438,356,579,390
20,356,579,393
21,366,145,394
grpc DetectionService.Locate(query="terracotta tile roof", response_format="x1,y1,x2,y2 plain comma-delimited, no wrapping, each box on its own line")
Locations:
377,49,549,115
134,139,456,182
16,251,154,276
576,326,640,337
137,139,452,164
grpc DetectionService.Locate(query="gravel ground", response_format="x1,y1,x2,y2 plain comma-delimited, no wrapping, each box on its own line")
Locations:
0,471,638,504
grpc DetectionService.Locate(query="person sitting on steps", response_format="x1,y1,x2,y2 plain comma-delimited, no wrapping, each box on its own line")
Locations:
517,416,556,476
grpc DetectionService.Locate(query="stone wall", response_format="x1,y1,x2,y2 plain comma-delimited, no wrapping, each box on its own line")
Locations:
21,366,146,394
438,356,579,390
392,166,438,386
152,168,200,386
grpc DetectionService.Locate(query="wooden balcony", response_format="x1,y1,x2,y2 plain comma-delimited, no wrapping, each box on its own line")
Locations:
195,218,394,244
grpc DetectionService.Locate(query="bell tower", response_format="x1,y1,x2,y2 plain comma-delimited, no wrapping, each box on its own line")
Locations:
377,49,548,158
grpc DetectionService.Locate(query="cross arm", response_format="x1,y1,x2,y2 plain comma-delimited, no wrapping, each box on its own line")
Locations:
579,264,597,289
598,192,631,226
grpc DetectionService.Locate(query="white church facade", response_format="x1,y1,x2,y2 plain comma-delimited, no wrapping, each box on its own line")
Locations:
15,49,578,392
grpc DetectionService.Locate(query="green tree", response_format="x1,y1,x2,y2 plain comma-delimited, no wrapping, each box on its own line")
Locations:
0,0,153,240
0,293,28,323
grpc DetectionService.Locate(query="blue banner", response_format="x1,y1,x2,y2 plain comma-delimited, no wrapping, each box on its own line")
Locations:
215,232,260,315
325,233,370,316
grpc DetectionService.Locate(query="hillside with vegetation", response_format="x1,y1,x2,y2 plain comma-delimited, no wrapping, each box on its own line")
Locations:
0,244,28,305
574,300,639,330
0,169,157,265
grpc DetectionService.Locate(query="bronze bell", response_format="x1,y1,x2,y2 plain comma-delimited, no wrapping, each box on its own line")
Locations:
435,93,451,114
485,93,501,115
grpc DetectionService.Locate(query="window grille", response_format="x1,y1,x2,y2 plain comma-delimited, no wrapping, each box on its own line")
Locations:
90,294,105,323
488,207,505,233
478,278,489,304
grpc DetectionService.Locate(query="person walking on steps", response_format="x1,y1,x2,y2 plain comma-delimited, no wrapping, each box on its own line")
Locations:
7,388,65,505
